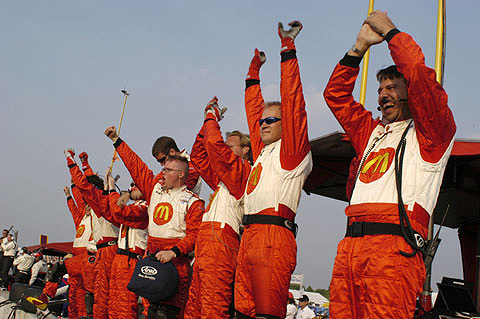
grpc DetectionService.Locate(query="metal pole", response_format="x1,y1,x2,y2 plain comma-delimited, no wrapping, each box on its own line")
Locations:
108,90,129,174
421,0,446,312
359,0,375,106
434,0,446,85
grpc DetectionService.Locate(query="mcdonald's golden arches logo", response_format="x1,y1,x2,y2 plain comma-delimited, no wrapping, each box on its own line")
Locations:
246,163,263,195
152,202,174,226
359,147,395,183
76,225,85,238
206,187,220,212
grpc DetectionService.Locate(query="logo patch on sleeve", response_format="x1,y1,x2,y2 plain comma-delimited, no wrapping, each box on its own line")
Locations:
152,202,174,226
246,163,263,195
359,147,395,183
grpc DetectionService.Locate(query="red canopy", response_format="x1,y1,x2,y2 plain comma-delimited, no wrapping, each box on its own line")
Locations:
26,241,73,256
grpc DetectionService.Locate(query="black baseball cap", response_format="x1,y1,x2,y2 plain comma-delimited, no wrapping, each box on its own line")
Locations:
297,294,309,302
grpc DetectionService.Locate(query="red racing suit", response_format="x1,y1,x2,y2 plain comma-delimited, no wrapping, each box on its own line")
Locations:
107,192,148,319
113,139,205,316
66,184,93,318
185,116,251,318
323,31,456,319
235,44,312,318
68,157,119,319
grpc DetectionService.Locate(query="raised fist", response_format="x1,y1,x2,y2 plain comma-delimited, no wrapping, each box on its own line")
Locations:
278,20,303,41
104,126,119,142
64,148,75,159
79,152,89,163
204,96,227,121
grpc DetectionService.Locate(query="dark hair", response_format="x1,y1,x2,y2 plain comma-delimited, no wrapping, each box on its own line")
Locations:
376,65,406,82
86,175,104,190
152,136,180,158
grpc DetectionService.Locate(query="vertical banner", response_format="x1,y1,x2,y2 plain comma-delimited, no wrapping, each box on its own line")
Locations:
359,0,375,106
40,234,48,245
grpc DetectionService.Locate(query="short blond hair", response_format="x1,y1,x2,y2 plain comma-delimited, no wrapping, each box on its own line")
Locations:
264,101,281,109
226,130,251,147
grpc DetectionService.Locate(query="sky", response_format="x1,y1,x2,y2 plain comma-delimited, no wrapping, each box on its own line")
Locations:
1,1,479,291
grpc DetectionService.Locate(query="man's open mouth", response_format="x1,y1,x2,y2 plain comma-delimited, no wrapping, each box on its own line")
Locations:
382,103,395,111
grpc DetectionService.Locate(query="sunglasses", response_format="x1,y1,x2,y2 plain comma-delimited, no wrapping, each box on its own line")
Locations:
157,155,167,164
259,117,281,126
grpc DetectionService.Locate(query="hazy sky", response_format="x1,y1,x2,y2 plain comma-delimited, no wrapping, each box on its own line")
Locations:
1,1,479,290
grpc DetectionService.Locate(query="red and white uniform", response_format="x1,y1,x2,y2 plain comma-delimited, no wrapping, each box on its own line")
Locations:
66,185,92,318
323,31,456,319
107,193,148,319
113,139,204,315
235,44,312,318
185,116,251,319
42,185,97,319
68,158,119,319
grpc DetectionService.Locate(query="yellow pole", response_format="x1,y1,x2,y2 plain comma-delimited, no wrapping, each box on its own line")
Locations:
359,0,375,106
108,90,129,174
434,0,446,85
423,1,446,310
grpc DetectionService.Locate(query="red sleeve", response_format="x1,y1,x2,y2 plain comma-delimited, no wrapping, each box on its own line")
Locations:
190,123,219,191
389,32,456,162
66,190,83,228
245,81,265,162
203,116,251,199
108,193,149,229
69,164,104,218
174,199,204,255
323,61,379,157
71,184,86,214
114,139,156,204
279,49,311,170
186,165,201,193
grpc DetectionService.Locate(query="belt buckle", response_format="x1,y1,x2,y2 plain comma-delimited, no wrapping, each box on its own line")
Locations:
351,222,365,237
108,240,116,246
283,220,293,230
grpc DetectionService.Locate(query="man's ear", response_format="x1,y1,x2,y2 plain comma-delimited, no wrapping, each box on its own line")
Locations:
242,146,250,157
169,148,176,156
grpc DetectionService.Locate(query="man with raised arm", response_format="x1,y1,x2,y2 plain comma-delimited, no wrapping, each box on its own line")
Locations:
27,184,96,318
235,21,312,319
185,97,252,319
65,150,119,319
323,11,456,319
104,174,149,319
105,126,205,319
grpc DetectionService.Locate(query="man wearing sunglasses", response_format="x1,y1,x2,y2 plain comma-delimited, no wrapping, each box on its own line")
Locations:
235,21,313,319
185,96,252,319
152,136,202,195
104,127,205,319
323,11,455,319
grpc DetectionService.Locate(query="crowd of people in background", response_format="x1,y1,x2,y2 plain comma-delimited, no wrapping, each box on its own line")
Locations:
0,229,55,290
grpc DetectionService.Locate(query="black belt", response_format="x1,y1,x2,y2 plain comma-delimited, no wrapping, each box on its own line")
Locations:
96,240,118,249
117,248,141,260
345,222,426,248
242,214,298,238
18,270,29,275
